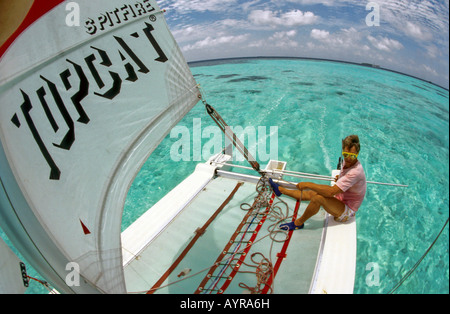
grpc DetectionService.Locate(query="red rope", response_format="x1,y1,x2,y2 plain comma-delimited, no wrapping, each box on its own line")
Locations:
261,199,300,294
217,193,275,294
148,182,243,294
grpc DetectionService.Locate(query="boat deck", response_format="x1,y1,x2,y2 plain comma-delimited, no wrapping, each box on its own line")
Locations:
122,166,328,294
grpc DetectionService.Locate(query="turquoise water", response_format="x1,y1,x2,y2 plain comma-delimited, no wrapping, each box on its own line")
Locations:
2,58,448,294
125,58,449,294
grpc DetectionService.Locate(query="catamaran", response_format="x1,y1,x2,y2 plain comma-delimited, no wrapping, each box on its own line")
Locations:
0,0,360,294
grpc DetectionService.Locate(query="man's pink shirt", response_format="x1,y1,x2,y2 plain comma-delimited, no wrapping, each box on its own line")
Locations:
335,160,367,211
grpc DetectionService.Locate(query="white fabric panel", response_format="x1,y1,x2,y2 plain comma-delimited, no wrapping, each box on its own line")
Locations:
0,0,200,293
0,237,27,294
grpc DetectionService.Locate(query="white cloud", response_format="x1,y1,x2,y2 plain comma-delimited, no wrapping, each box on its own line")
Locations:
165,0,239,12
248,9,319,27
367,35,404,52
172,23,218,44
288,0,447,43
182,34,250,51
163,0,448,87
424,44,439,58
311,29,330,40
270,30,299,47
241,0,263,12
172,19,251,44
309,28,404,60
249,30,298,48
364,0,447,43
283,10,318,26
310,27,362,48
286,0,336,6
276,30,297,38
422,64,438,76
402,21,433,41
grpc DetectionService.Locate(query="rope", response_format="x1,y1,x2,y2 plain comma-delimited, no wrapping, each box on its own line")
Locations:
128,189,291,295
237,177,302,294
190,174,295,294
195,176,274,294
388,217,449,294
147,182,243,294
238,252,274,294
261,198,301,294
26,276,55,293
230,175,299,294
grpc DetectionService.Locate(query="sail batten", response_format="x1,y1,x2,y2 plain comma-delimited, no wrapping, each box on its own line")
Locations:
0,0,200,293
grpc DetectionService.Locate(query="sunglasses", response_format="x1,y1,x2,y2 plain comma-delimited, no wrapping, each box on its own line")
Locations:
342,152,358,159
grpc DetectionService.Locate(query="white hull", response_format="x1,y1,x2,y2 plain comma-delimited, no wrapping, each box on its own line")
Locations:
121,155,356,294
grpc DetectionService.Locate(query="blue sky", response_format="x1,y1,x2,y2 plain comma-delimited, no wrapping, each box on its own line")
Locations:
157,0,449,88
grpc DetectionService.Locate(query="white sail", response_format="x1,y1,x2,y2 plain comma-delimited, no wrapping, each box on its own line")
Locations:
0,0,200,293
0,236,27,294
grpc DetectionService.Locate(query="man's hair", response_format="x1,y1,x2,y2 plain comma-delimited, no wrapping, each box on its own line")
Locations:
342,135,360,152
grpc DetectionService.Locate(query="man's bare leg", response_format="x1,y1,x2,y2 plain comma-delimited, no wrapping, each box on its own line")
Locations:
295,194,346,226
278,186,346,226
278,186,316,201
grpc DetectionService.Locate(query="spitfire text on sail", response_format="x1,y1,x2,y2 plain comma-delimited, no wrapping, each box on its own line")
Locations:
85,0,157,35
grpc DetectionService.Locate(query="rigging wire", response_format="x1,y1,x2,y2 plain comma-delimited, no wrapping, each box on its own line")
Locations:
213,161,409,187
26,275,56,294
200,96,262,175
388,217,449,294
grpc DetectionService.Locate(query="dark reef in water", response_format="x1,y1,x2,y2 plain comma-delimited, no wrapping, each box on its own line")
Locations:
243,90,262,94
227,76,270,83
188,56,448,91
216,74,240,79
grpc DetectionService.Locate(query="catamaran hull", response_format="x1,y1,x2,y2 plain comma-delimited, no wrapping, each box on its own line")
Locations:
121,157,356,294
